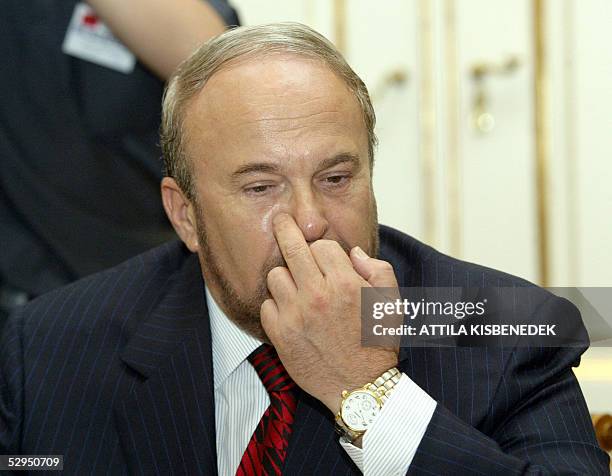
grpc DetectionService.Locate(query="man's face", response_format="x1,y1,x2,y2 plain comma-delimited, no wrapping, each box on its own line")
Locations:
182,55,378,340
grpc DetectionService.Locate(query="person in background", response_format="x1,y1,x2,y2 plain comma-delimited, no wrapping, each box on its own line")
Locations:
0,0,240,329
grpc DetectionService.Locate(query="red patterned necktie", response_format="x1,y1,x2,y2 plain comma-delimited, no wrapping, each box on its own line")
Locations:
236,344,297,476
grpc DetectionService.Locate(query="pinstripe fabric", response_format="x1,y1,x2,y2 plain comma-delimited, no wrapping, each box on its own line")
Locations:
0,225,609,475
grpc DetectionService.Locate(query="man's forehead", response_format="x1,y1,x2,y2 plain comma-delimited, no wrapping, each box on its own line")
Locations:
181,53,368,174
185,54,359,128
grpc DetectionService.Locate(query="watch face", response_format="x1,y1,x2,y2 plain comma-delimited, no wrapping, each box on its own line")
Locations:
341,391,381,431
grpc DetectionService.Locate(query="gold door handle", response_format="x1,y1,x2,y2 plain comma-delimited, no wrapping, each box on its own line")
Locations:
470,55,521,133
592,414,612,453
370,69,410,104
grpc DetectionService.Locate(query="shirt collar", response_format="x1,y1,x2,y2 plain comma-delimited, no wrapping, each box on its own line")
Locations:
206,285,262,390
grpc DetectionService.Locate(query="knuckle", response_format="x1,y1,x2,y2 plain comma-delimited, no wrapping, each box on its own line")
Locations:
267,266,286,284
369,261,397,287
307,290,328,312
380,260,395,273
284,241,308,260
336,275,354,291
260,299,277,319
260,300,271,316
310,239,338,254
308,240,325,255
372,260,394,275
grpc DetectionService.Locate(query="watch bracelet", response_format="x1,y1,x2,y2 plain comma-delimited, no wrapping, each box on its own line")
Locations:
366,367,401,404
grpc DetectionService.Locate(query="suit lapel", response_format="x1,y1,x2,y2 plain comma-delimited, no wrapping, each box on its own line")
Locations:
114,253,218,476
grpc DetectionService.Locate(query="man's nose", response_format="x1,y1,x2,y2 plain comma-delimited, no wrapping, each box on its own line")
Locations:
289,186,329,243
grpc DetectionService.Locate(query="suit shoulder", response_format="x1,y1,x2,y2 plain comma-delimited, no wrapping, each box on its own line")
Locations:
379,224,540,288
14,241,192,346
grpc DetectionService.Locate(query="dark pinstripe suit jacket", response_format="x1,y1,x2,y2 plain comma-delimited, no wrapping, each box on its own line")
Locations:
1,226,609,475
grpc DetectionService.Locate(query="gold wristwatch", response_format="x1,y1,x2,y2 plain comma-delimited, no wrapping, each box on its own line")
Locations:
335,367,401,443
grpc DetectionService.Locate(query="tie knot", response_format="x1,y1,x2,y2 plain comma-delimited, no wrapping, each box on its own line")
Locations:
248,344,296,393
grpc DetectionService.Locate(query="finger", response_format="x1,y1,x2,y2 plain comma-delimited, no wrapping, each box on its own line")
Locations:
350,246,398,288
260,298,280,344
309,239,353,276
272,213,322,288
266,266,297,309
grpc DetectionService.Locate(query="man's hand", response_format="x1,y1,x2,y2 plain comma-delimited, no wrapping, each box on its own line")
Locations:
260,213,399,415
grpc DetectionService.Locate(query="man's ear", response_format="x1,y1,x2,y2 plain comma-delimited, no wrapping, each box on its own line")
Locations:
161,177,200,253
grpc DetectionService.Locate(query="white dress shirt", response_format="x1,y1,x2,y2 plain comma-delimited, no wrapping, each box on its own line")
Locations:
206,286,437,476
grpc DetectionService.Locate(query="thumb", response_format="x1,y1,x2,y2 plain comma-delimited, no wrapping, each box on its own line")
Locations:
350,246,398,288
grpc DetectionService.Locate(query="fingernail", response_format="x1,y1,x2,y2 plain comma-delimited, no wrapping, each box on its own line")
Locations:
353,246,369,260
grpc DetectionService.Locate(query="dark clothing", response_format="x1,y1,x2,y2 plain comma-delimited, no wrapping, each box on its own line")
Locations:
0,0,239,298
1,226,608,474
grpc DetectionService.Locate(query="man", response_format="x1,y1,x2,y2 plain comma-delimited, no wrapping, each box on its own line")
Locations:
0,23,609,475
0,0,239,328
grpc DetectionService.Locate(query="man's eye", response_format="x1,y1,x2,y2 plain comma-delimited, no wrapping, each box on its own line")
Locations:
245,184,274,195
325,175,350,185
